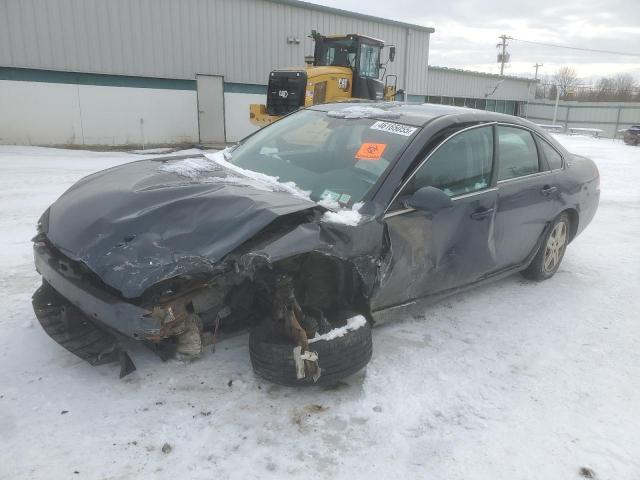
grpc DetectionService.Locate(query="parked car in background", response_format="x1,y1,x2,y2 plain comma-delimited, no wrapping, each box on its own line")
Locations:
32,102,600,386
623,125,640,145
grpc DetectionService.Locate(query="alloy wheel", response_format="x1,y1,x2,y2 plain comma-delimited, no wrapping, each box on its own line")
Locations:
544,221,567,272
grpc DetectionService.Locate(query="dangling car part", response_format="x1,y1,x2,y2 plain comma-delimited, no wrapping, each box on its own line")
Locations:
32,102,599,386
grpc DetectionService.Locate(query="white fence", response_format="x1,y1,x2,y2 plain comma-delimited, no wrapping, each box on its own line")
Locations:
523,100,640,139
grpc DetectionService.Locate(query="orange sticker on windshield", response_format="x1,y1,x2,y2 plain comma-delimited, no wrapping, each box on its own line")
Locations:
355,143,387,161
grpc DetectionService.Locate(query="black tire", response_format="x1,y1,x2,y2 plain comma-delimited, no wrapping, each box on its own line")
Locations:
249,320,373,387
521,212,571,281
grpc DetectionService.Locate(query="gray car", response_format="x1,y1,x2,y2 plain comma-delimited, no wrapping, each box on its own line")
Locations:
32,102,600,386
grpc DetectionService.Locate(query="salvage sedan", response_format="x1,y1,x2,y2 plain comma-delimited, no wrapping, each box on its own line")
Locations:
32,102,600,386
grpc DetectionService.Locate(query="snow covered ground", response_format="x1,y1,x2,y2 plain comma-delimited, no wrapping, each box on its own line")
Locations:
0,137,638,480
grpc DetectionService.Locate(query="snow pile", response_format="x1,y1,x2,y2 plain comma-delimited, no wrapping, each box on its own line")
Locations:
327,106,400,119
308,315,368,344
317,194,341,210
321,202,364,226
158,150,313,201
204,150,312,201
159,156,223,179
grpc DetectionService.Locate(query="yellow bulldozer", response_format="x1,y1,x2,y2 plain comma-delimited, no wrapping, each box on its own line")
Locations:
249,31,401,127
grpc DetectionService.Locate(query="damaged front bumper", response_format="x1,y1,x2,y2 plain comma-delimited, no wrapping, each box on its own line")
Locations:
33,242,157,339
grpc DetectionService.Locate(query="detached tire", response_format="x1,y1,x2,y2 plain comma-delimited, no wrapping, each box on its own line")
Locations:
249,320,373,387
521,212,570,281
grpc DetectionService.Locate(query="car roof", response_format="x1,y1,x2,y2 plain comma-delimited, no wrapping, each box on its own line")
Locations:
310,101,533,128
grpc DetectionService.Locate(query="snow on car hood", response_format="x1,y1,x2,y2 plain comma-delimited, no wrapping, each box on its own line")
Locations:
42,153,319,298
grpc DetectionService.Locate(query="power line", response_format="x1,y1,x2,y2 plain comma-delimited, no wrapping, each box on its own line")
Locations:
510,37,640,57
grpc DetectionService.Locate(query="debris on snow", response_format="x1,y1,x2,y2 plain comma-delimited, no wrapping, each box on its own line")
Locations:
303,404,328,413
579,467,598,479
161,443,172,454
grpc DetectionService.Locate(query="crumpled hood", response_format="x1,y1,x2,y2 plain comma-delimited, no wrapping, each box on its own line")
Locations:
42,155,318,298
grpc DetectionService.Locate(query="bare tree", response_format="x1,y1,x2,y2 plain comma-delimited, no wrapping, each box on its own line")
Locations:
613,73,636,98
553,66,579,97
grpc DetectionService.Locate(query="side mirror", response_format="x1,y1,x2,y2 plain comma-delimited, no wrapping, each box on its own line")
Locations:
389,46,396,63
406,186,453,212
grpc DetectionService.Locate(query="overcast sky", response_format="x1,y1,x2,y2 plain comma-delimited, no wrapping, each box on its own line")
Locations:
311,0,640,83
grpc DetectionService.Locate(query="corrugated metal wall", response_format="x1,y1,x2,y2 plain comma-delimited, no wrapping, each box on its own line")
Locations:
525,100,640,138
427,67,533,101
0,0,431,93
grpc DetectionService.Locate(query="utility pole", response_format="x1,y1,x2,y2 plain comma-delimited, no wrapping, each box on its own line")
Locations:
497,35,511,76
533,63,543,80
552,86,560,126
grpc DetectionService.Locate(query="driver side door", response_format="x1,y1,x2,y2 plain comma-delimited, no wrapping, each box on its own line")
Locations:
372,125,499,311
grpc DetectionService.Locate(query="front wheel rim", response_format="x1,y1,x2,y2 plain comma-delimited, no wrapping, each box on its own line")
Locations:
543,221,567,272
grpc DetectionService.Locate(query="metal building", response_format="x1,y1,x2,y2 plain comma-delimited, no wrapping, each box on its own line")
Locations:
423,66,537,116
0,0,537,147
0,0,433,146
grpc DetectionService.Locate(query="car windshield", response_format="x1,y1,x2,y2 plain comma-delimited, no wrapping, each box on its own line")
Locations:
228,109,418,206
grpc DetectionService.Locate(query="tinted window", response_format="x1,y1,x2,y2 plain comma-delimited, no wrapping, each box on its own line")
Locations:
497,126,540,180
408,126,494,197
540,139,563,170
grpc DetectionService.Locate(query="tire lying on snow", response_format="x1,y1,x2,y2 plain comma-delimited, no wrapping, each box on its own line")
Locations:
249,316,373,387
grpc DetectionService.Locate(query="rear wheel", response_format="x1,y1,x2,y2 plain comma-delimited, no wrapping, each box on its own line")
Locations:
521,212,570,281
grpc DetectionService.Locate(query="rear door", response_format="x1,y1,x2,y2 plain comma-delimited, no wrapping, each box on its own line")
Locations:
372,125,499,310
493,125,558,269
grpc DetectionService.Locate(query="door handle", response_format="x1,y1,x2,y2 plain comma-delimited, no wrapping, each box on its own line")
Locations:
470,207,495,220
198,110,205,114
541,185,558,196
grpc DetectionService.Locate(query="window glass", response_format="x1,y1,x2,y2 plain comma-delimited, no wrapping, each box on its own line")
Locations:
359,44,380,78
319,40,357,68
406,126,494,197
540,139,563,170
230,109,417,206
497,126,540,180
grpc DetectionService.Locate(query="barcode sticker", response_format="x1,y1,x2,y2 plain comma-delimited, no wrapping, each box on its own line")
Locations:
370,121,418,137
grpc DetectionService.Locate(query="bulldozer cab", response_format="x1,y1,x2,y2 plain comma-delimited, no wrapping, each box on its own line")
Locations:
312,33,392,101
249,32,398,127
